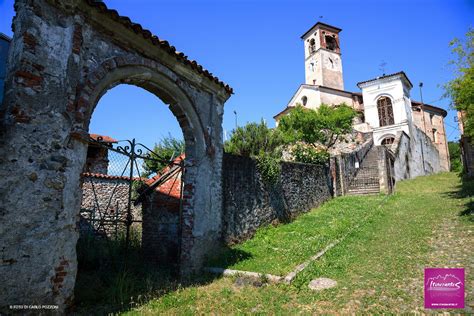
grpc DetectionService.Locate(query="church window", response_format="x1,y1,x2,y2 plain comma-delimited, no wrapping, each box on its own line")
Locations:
325,35,337,51
301,96,308,106
429,113,434,125
381,137,395,146
377,96,394,126
432,128,438,143
309,38,316,54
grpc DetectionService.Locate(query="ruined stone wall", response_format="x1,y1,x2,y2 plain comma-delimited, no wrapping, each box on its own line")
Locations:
0,0,230,310
79,174,142,237
222,153,332,244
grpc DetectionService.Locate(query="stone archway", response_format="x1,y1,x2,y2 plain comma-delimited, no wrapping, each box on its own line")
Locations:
0,0,231,310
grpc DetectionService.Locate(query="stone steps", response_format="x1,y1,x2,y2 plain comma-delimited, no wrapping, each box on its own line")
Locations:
346,146,381,196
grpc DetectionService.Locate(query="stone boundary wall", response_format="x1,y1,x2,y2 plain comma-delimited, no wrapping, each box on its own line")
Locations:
222,153,333,244
403,126,441,178
80,174,142,237
390,127,441,182
413,126,441,175
390,131,411,181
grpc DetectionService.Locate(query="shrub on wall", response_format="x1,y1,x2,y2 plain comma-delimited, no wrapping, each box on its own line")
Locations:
224,104,356,182
225,120,284,184
224,119,284,157
292,143,330,165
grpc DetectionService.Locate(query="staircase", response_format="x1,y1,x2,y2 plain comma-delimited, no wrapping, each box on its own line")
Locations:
346,147,380,195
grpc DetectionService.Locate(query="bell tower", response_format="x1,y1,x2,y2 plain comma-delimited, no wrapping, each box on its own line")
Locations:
302,22,344,90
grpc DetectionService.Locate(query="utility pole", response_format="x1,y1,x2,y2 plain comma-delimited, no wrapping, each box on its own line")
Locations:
419,82,426,173
233,110,238,129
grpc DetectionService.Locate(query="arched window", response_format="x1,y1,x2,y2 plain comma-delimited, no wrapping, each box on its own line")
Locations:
381,137,395,146
301,96,308,106
377,96,394,126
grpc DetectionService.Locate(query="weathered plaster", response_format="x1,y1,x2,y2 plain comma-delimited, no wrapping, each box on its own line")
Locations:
0,0,230,311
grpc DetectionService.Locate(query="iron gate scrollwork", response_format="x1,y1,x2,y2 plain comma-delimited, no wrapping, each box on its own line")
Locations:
79,135,184,250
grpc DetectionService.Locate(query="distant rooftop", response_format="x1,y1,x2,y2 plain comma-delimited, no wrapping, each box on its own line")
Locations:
89,133,118,143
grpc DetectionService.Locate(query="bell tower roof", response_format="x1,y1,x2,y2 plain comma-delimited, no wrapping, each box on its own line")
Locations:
301,22,342,40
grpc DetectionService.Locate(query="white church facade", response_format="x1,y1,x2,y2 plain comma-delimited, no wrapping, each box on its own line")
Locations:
274,22,450,176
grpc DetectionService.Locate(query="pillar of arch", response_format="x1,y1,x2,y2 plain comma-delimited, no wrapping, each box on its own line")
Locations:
0,0,232,310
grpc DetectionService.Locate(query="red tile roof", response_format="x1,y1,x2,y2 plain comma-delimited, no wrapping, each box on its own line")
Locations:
89,133,118,143
84,0,233,95
145,153,185,186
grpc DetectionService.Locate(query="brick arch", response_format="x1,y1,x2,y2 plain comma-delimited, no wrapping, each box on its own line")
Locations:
72,56,220,270
0,0,231,311
72,56,210,153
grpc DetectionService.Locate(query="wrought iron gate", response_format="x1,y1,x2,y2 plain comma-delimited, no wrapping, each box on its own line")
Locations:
79,135,184,249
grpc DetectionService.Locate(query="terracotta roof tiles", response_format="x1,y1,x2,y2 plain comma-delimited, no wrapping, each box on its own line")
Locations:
89,133,118,143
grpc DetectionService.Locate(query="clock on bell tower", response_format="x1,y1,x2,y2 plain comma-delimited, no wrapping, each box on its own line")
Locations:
302,22,344,90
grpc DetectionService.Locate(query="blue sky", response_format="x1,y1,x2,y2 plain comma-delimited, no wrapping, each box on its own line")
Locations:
0,0,472,148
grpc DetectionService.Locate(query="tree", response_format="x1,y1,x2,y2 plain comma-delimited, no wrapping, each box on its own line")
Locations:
444,28,474,138
143,134,185,176
448,141,462,173
224,120,284,184
224,119,284,157
277,104,357,150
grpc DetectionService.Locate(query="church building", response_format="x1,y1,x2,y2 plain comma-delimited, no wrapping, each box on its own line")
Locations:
274,22,450,172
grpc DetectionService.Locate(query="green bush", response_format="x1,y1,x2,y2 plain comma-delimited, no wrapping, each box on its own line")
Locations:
255,154,281,184
292,144,329,165
448,141,463,173
225,120,284,184
224,119,284,157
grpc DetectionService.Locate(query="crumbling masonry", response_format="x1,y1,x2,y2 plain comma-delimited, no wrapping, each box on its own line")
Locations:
0,0,231,310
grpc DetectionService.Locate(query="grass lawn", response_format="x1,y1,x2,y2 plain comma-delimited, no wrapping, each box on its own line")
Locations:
119,172,473,314
207,194,386,275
